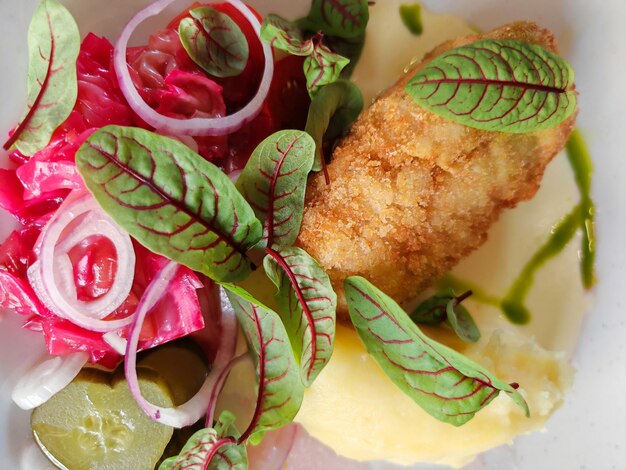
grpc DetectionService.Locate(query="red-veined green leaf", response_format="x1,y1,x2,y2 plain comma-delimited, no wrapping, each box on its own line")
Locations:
260,16,350,97
158,411,246,470
222,284,304,444
178,6,249,78
4,0,79,155
411,289,481,343
299,0,369,39
344,276,529,426
264,246,336,386
304,79,363,171
236,130,314,249
260,14,313,56
75,126,261,282
322,33,364,78
304,43,350,96
406,39,576,133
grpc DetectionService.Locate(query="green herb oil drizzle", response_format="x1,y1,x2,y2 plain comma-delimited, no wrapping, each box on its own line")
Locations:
440,129,595,324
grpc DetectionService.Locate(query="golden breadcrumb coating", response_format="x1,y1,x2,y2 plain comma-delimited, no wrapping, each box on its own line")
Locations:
296,22,577,319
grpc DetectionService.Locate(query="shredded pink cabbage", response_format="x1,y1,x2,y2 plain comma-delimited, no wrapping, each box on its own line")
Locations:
0,10,288,368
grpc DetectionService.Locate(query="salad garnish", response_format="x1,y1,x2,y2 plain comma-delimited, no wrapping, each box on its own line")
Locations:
264,246,337,385
411,289,481,343
224,284,305,444
304,79,363,176
75,126,262,283
406,39,577,132
3,0,79,155
297,0,369,40
236,130,314,249
124,278,238,428
178,6,250,78
261,15,349,96
345,276,529,426
27,191,136,331
159,411,246,470
113,0,274,136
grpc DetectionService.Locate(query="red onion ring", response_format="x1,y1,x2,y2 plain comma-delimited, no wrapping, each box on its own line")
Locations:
11,352,89,410
125,276,238,427
114,0,274,136
27,192,136,332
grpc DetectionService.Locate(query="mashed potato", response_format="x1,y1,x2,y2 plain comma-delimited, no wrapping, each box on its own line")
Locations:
295,324,572,467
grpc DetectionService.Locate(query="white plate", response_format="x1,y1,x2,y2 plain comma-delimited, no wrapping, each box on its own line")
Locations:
1,0,625,468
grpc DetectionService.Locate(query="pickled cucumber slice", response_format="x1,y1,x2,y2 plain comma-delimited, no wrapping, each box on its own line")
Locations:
139,340,208,406
32,367,174,470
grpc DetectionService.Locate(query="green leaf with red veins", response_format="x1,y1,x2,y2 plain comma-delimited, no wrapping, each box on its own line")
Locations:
260,14,313,56
322,33,365,78
305,80,363,171
222,284,304,443
263,246,337,386
406,39,577,133
411,289,481,343
75,126,261,283
3,0,79,156
304,43,350,96
344,276,529,426
236,130,314,249
158,411,247,470
299,0,370,38
178,6,249,78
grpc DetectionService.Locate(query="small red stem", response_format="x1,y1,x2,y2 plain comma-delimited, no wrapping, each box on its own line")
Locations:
237,305,265,444
202,436,236,470
265,247,318,380
4,30,56,151
266,137,299,247
320,153,331,185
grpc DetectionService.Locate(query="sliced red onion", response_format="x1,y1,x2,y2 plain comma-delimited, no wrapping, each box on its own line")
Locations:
11,352,89,410
205,352,249,427
125,274,238,427
102,331,127,355
27,192,136,332
114,0,274,136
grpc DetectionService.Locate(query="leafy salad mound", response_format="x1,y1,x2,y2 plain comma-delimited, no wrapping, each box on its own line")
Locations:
0,0,593,468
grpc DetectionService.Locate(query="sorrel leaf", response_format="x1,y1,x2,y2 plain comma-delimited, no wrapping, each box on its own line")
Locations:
236,130,314,249
76,126,261,282
260,15,350,97
344,276,529,426
260,14,313,56
158,412,246,470
304,44,350,96
446,299,480,344
299,0,370,38
223,284,304,443
178,6,249,78
3,0,80,155
406,39,576,133
322,34,365,78
305,80,363,171
411,289,480,343
264,246,337,386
